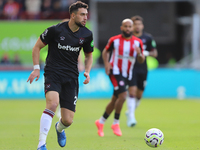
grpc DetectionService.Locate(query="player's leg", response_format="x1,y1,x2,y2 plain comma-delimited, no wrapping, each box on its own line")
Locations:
56,104,61,118
135,72,147,108
55,77,78,147
99,95,117,124
38,91,59,150
55,108,74,147
135,89,143,108
111,91,127,136
126,85,137,127
95,95,117,137
109,75,127,136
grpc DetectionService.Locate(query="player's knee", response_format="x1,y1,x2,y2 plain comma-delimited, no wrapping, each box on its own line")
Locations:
47,101,59,112
119,92,127,101
62,118,73,126
129,93,136,98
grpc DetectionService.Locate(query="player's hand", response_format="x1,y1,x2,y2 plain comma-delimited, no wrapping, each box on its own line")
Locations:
83,72,90,84
27,69,40,84
135,46,141,55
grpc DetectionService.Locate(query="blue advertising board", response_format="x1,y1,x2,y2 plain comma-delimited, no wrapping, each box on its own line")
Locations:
0,68,200,99
0,68,113,99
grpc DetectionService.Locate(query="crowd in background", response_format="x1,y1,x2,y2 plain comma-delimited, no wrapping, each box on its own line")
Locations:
0,0,90,70
0,0,90,20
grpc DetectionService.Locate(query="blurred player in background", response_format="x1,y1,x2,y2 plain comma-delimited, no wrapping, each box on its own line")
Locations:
27,1,93,150
95,19,145,137
126,15,158,127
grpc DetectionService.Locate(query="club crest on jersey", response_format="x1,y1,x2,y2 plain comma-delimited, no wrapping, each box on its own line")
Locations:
46,84,51,89
119,81,125,86
79,38,84,45
60,36,65,40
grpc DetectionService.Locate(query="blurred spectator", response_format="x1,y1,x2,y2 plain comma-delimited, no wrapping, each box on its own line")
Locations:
16,0,25,12
0,53,11,65
3,0,20,20
41,0,53,19
52,0,61,12
12,54,21,65
81,0,89,5
60,0,76,11
0,0,5,19
60,0,68,11
25,0,41,19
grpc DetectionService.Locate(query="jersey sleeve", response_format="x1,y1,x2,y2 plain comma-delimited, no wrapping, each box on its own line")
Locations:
149,36,157,51
40,25,56,45
105,37,114,52
83,32,94,53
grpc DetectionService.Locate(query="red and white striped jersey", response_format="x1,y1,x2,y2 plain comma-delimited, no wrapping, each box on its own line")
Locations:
105,34,144,80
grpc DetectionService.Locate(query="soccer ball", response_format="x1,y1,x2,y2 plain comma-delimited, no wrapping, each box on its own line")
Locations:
144,128,164,148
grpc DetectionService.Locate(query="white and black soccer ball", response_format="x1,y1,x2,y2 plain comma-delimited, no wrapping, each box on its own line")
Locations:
144,128,164,148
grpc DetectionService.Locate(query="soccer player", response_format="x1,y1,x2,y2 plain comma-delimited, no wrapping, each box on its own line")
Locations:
95,19,145,137
126,15,158,127
27,1,93,150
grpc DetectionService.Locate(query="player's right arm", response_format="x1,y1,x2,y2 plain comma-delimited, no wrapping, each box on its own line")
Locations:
27,38,46,84
102,48,112,75
102,38,114,75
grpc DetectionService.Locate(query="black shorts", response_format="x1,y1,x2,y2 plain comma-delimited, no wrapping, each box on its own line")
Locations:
109,72,135,97
132,71,147,91
44,73,79,112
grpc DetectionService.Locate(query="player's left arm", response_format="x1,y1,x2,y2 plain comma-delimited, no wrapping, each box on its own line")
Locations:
145,39,158,57
83,52,93,84
82,32,94,84
149,48,158,58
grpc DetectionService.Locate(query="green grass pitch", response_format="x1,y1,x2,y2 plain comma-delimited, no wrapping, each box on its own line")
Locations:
0,98,200,150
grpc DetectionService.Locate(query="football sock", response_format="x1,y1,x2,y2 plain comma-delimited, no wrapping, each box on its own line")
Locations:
38,109,55,148
113,119,119,125
57,118,69,132
136,98,141,108
127,96,136,119
113,113,120,124
114,113,120,119
99,112,109,124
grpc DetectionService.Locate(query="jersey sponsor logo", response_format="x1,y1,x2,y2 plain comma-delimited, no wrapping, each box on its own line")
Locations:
79,38,84,45
118,55,135,61
58,43,80,52
60,36,65,40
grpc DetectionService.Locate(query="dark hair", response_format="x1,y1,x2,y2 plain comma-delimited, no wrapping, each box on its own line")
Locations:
131,15,144,23
69,1,88,14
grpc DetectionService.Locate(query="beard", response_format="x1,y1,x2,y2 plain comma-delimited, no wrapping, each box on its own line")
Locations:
75,21,84,27
122,31,133,38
